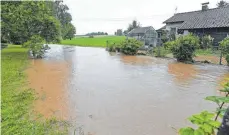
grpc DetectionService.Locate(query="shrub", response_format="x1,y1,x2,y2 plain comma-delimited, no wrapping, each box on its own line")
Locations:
89,35,94,38
153,46,169,57
165,34,200,62
22,35,49,58
226,55,229,66
201,35,213,49
107,43,117,52
219,37,229,55
119,39,143,55
107,39,143,55
219,37,229,65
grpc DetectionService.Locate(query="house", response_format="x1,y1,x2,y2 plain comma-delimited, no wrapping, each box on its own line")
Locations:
163,2,229,46
156,25,166,39
127,26,158,47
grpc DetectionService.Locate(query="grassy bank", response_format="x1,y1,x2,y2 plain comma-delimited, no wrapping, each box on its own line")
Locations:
195,49,221,56
1,45,68,135
60,36,126,47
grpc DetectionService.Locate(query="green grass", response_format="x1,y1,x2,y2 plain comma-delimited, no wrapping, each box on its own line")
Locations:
1,45,68,135
195,49,221,56
60,36,126,47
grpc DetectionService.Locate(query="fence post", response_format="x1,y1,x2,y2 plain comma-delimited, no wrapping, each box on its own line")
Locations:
219,50,223,65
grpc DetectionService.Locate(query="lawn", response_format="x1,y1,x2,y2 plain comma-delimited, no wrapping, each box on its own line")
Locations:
60,35,126,47
1,45,68,135
195,48,221,56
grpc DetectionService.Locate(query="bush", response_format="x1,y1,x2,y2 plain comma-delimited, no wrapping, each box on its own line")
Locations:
119,39,143,55
22,35,49,58
107,39,143,55
165,33,200,62
153,46,169,57
201,35,213,49
219,37,229,65
220,37,229,55
226,55,229,66
89,35,94,38
107,43,117,52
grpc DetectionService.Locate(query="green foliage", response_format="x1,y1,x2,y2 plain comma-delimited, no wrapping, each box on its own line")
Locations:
153,46,169,57
1,45,68,135
219,37,229,55
179,81,229,135
219,37,229,65
107,43,118,52
1,1,62,44
107,38,143,55
23,35,49,58
119,39,143,55
201,35,213,49
165,34,200,62
226,55,229,66
161,30,169,43
53,1,76,40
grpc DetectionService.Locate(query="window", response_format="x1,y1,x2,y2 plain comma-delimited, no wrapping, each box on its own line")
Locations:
170,28,177,34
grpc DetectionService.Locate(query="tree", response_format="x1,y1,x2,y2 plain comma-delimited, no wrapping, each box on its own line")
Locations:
217,0,229,7
62,23,76,40
1,1,61,44
127,20,141,32
53,1,76,39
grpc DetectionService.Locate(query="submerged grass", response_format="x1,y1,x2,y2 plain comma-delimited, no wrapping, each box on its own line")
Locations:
1,45,69,135
60,36,126,47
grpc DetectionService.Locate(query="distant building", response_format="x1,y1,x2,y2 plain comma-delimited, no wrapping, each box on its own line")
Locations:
116,29,123,36
127,26,158,47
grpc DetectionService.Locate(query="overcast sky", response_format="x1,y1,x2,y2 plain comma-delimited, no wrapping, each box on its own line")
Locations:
64,0,220,35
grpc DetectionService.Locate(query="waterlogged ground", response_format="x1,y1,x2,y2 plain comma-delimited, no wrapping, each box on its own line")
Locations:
27,45,228,135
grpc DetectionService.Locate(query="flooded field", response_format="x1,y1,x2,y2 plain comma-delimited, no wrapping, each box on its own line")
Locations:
27,45,228,135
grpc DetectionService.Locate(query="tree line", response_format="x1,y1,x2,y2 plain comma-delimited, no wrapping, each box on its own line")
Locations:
1,0,76,44
86,32,108,36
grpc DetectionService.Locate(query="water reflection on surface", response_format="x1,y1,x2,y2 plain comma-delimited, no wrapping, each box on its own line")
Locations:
27,45,228,135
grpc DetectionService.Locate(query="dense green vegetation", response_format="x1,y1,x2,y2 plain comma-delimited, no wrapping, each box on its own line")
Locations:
165,34,200,62
1,1,76,56
179,80,229,135
1,45,68,135
107,38,143,55
61,36,126,47
220,37,229,65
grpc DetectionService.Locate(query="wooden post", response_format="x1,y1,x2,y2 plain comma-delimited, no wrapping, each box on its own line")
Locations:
106,40,108,50
219,49,223,65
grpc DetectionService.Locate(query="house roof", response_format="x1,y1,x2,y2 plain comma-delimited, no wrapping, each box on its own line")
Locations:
128,26,152,34
156,25,166,31
163,6,229,29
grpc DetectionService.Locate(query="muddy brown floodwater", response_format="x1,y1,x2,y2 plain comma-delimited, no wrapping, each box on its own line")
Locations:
26,45,228,135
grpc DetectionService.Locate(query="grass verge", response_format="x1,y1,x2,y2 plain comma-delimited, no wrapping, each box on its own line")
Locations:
60,36,126,47
195,49,221,56
1,45,68,135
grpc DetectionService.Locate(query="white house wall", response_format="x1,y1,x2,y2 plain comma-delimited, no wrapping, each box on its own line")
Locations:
165,22,183,34
183,30,189,35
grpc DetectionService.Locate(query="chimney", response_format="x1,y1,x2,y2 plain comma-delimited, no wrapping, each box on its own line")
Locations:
202,2,209,11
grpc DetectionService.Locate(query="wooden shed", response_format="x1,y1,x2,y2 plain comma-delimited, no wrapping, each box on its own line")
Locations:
127,26,158,47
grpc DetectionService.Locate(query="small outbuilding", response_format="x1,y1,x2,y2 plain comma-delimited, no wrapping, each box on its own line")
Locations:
127,26,158,47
